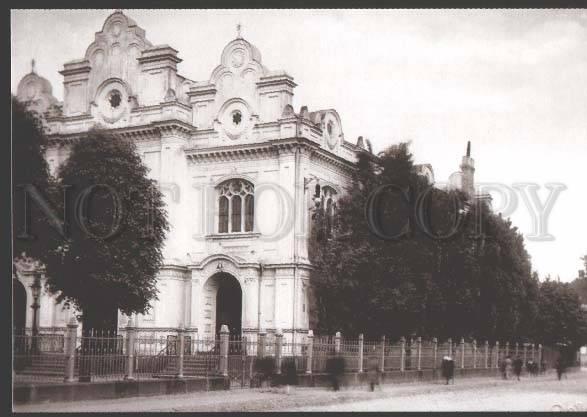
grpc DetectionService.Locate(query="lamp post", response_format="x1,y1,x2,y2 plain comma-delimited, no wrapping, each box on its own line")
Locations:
30,276,41,354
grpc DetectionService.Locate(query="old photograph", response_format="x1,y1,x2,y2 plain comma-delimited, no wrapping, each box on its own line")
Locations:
10,8,587,412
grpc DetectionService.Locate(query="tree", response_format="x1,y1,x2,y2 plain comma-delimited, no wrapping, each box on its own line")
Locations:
570,253,587,304
12,96,60,263
309,141,540,342
535,279,587,351
43,130,169,332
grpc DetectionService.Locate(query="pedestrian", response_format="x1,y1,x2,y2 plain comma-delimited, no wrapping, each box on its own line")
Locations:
441,356,455,385
555,357,566,381
367,350,380,392
513,357,523,381
280,357,298,394
500,358,507,380
505,356,513,380
326,355,345,391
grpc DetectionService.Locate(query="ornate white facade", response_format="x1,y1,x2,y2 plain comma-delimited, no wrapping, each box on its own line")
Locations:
14,11,372,342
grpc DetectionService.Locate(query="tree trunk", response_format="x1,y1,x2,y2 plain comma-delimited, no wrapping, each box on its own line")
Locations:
79,304,118,382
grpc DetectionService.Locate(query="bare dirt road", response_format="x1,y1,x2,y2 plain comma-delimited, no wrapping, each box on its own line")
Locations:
13,369,587,412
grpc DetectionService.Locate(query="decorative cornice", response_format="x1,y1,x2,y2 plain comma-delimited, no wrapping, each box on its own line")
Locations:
46,119,195,146
160,263,189,272
205,232,261,240
59,60,92,77
188,253,260,270
133,101,193,113
151,119,195,138
256,74,297,90
187,84,217,98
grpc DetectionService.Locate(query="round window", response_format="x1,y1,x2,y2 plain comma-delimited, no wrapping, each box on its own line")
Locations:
232,110,242,126
108,90,122,109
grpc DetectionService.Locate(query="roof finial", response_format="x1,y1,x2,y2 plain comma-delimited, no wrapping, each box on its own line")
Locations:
31,58,36,74
236,22,242,39
466,140,471,157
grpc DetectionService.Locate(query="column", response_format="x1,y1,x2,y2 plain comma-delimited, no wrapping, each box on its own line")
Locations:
257,330,267,358
432,338,438,370
177,328,185,378
400,337,406,372
124,318,136,380
64,316,78,383
306,330,313,374
417,337,422,371
379,336,386,373
219,325,229,376
358,334,364,373
275,329,283,375
484,341,489,369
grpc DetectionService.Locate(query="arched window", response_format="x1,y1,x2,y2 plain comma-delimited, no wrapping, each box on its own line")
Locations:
322,186,337,234
217,179,254,233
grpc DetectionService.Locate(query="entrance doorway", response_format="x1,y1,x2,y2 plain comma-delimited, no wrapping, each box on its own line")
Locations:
203,272,242,337
215,273,242,336
13,279,27,334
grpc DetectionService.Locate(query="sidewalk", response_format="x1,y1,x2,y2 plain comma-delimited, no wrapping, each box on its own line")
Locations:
14,372,581,413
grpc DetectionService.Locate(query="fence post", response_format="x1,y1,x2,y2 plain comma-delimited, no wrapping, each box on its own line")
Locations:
257,330,266,358
219,325,229,377
515,342,519,357
400,337,406,372
495,341,500,369
177,328,185,378
379,335,386,373
531,344,535,361
432,337,438,370
472,340,477,369
334,331,341,355
64,316,78,383
447,338,452,358
358,334,364,373
538,344,542,368
124,318,136,381
522,343,527,366
275,329,283,375
505,342,510,358
417,337,422,371
460,338,465,369
484,341,489,369
306,330,313,374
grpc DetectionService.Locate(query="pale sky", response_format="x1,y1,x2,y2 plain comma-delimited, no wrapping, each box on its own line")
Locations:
11,9,587,282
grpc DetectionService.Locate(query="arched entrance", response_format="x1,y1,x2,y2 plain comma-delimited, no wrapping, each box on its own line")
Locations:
203,272,242,336
13,279,27,334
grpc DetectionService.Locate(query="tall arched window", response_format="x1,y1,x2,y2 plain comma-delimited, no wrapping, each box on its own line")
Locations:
217,179,254,233
322,186,337,234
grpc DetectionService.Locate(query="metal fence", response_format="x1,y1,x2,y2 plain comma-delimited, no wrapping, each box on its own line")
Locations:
13,325,564,386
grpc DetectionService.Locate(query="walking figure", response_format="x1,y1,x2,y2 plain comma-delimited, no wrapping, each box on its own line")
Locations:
367,350,380,392
326,355,345,391
441,356,455,385
500,358,507,379
505,356,512,380
555,357,566,381
513,357,523,381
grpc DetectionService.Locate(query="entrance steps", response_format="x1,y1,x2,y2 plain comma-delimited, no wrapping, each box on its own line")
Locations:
155,355,219,378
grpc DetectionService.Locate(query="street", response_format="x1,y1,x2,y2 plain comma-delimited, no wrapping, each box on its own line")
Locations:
14,369,587,412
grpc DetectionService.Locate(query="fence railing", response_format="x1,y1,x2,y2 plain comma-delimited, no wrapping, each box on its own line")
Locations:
13,319,564,385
